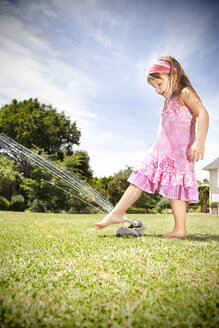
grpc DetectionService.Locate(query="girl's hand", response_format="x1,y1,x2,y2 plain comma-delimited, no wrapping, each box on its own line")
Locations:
188,140,205,162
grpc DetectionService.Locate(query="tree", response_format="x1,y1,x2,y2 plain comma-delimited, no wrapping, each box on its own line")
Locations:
20,150,94,213
22,167,67,212
0,156,26,211
0,156,24,201
0,98,81,160
91,176,113,201
107,166,132,205
62,150,93,180
198,179,209,213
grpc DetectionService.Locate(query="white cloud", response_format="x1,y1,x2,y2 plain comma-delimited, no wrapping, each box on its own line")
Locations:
0,43,98,117
77,125,151,177
52,0,129,51
53,0,127,29
0,11,100,116
0,15,55,57
92,29,112,47
156,5,218,62
25,1,57,18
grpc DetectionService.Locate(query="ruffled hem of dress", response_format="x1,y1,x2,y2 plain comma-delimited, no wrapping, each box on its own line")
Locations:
128,170,199,203
136,164,198,187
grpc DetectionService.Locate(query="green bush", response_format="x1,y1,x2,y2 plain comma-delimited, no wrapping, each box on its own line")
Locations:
210,202,219,208
68,207,78,214
79,207,100,214
68,206,100,214
196,205,202,212
10,194,26,211
126,206,147,214
148,208,158,214
188,205,201,213
161,208,172,214
156,197,171,213
31,199,47,212
0,196,10,210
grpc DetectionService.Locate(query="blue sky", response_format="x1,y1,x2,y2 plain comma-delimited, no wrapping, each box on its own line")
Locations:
0,0,218,180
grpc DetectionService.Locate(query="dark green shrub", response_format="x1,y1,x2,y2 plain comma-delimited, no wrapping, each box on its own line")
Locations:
156,197,171,213
0,196,10,210
32,199,47,212
10,194,26,211
79,206,100,214
68,207,78,214
147,208,158,214
210,202,219,208
126,206,147,214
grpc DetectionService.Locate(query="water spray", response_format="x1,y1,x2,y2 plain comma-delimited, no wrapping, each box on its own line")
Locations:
0,133,145,236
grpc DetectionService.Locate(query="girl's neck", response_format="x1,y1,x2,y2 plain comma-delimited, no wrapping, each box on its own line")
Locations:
164,94,174,104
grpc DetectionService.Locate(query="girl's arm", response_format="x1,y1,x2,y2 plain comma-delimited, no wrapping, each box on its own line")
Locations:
179,89,209,162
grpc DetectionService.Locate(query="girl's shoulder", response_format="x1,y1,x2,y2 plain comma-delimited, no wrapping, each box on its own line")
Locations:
177,87,204,118
177,87,193,106
177,87,201,106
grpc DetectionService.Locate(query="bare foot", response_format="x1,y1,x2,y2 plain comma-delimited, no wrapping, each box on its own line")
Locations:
95,211,123,230
163,230,188,238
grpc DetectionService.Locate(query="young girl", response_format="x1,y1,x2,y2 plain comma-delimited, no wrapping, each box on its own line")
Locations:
95,55,209,237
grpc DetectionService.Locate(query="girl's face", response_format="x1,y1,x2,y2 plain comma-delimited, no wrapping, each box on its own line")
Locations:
149,73,173,99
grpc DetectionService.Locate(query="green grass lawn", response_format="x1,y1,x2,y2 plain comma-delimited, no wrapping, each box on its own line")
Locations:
0,211,218,328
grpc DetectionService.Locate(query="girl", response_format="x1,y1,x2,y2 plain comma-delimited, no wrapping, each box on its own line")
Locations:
95,56,209,238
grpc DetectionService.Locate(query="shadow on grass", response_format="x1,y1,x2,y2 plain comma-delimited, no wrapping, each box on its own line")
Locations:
98,233,219,241
144,233,219,241
186,234,219,241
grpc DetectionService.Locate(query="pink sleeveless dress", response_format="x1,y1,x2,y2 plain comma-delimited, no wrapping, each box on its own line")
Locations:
128,93,199,202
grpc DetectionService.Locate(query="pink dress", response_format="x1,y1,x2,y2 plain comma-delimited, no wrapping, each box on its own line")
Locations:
128,93,199,203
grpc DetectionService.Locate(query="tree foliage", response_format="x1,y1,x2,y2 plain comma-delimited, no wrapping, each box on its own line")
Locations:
62,150,93,180
107,166,132,205
0,156,24,201
22,167,66,212
0,98,81,159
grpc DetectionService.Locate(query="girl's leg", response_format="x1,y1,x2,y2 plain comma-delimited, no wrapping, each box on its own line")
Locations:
163,199,188,238
95,184,142,230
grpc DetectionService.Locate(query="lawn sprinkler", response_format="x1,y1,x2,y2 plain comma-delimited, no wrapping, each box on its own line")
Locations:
116,217,146,237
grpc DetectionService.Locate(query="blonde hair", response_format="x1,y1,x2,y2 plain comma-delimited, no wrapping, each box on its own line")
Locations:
147,55,200,100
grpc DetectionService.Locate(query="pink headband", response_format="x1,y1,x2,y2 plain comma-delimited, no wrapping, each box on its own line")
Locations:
148,59,177,76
